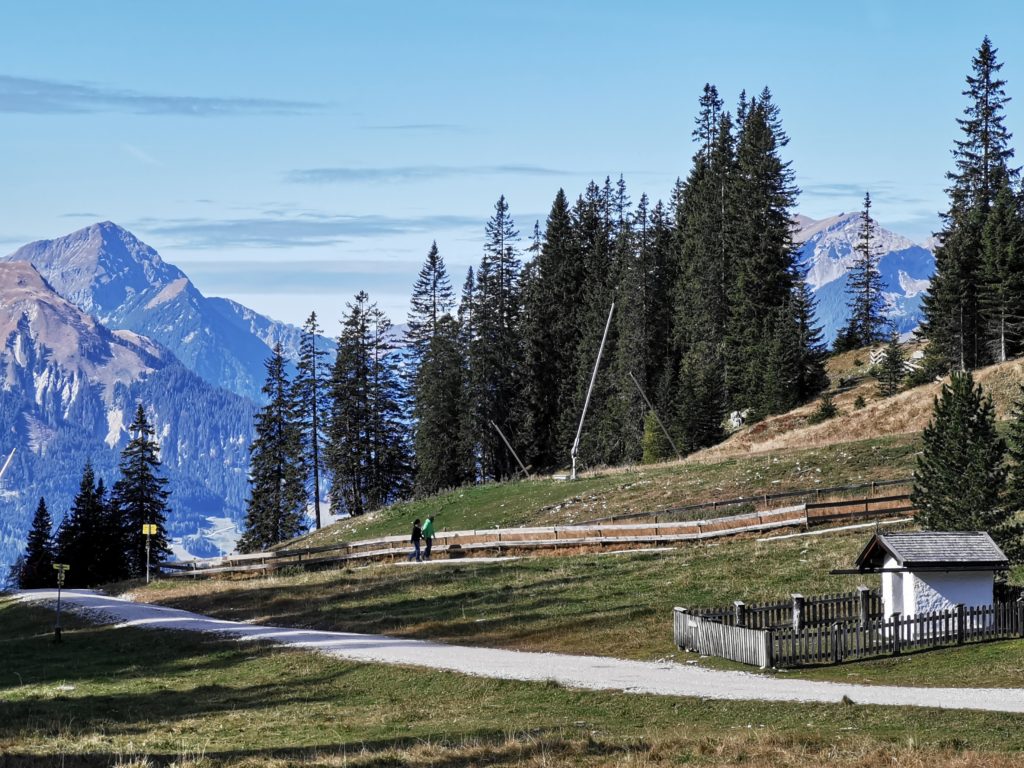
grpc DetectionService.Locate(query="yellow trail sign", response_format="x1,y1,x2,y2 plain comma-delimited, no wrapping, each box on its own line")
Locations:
142,524,158,535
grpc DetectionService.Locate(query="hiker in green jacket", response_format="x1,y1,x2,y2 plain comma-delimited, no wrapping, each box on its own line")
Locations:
422,515,435,561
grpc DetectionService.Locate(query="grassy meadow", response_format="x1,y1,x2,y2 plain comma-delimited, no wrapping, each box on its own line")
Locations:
6,596,1024,768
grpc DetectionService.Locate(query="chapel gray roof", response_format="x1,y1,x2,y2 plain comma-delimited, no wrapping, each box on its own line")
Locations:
854,531,1009,571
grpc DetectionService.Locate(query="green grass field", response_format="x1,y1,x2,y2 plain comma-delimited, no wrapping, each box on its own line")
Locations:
136,524,1024,689
283,434,920,550
5,597,1024,768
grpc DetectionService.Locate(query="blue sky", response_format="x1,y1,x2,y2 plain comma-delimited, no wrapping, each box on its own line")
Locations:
1,1,1022,327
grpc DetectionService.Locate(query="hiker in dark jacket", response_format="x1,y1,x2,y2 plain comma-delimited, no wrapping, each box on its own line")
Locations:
422,515,435,561
408,518,422,562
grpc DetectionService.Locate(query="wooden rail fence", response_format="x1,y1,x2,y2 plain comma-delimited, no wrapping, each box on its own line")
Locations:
585,478,913,525
161,492,915,578
675,592,1024,668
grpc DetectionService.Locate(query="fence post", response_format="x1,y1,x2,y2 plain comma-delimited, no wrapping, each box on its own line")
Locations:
734,600,746,628
1018,598,1024,638
891,612,902,656
762,629,774,669
792,594,805,631
956,604,965,645
831,622,843,663
857,585,870,628
674,608,689,649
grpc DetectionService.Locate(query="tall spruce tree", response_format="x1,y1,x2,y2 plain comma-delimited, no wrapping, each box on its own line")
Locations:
413,315,471,495
55,462,107,587
979,179,1024,362
111,404,172,575
522,189,580,470
405,241,455,376
328,292,410,515
911,371,1019,555
671,92,738,451
293,312,328,529
559,181,621,467
18,497,54,588
921,37,1017,371
456,267,480,480
470,196,525,479
724,88,813,417
240,345,307,552
838,192,888,349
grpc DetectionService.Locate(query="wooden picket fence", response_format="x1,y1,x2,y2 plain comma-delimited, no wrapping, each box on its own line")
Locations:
675,594,1024,669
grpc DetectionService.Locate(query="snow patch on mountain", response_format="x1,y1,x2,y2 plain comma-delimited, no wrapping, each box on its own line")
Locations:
898,271,930,298
146,277,190,309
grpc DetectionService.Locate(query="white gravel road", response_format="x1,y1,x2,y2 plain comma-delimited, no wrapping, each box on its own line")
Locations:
17,589,1024,713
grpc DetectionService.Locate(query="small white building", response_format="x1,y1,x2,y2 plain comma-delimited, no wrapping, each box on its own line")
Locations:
853,531,1009,619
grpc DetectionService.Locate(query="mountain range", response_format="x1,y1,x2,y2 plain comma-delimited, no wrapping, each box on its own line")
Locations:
6,222,309,401
0,215,934,576
793,212,935,342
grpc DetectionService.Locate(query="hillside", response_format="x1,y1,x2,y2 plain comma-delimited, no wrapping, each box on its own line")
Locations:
701,350,1024,459
278,344,1024,552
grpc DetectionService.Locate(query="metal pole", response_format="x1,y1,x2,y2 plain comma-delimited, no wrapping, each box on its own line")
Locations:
571,302,615,480
146,531,151,585
627,371,682,459
54,581,62,643
490,421,530,479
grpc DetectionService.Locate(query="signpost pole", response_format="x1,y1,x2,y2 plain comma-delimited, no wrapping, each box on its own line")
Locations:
143,523,155,584
52,563,69,643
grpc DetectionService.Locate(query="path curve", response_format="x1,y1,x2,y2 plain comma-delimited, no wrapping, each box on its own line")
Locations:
16,589,1024,713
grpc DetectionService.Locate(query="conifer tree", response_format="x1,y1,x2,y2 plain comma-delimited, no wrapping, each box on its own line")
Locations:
876,332,906,397
912,371,1019,555
405,241,455,377
18,496,54,588
724,88,811,416
979,179,1024,362
471,196,525,479
293,312,328,529
413,315,471,495
55,462,108,587
111,404,172,575
671,94,739,450
522,189,581,470
921,37,1017,371
328,292,411,515
456,267,479,480
559,182,620,467
839,192,888,348
240,345,306,552
91,477,130,585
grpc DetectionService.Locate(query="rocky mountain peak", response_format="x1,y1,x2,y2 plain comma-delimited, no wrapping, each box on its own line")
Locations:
5,222,187,323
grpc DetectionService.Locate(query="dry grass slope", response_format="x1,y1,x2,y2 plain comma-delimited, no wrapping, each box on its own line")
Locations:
699,353,1024,459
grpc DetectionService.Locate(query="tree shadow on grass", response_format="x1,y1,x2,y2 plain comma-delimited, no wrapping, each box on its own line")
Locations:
0,728,642,768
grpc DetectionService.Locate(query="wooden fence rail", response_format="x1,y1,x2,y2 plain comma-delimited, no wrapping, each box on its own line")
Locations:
162,492,915,579
586,478,913,525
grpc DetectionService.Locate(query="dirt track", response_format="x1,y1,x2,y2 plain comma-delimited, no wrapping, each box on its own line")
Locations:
18,589,1024,713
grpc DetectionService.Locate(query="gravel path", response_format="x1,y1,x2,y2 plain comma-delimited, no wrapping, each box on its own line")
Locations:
17,589,1024,713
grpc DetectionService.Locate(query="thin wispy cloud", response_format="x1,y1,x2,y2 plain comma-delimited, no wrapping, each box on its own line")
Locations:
801,181,928,207
131,213,482,249
286,164,567,184
0,75,322,116
60,211,101,219
360,123,463,131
